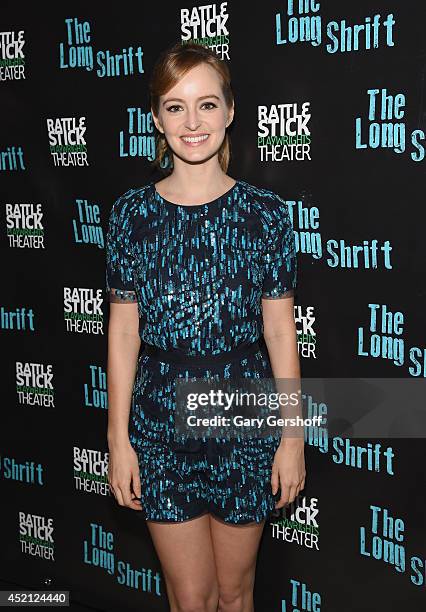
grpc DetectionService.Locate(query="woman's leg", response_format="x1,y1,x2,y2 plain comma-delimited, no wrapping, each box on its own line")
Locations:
147,513,219,612
209,515,266,612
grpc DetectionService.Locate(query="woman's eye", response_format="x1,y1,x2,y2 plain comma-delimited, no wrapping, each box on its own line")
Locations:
166,102,217,113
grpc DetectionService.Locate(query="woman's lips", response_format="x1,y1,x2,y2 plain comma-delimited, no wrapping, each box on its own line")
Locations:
180,134,210,147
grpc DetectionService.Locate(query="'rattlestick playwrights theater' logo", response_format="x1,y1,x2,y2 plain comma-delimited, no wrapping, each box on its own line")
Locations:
63,288,104,335
6,203,45,249
0,30,26,81
46,117,89,167
19,511,55,561
16,361,54,407
74,446,110,496
257,102,312,162
180,2,230,60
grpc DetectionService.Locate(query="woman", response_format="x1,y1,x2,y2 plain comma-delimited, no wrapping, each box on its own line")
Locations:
106,42,305,612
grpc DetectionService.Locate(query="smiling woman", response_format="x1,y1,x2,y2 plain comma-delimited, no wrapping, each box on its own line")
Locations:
105,41,304,612
151,63,236,202
150,57,236,203
149,43,234,187
151,70,232,177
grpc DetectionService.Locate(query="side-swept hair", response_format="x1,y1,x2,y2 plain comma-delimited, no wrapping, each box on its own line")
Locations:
149,42,234,174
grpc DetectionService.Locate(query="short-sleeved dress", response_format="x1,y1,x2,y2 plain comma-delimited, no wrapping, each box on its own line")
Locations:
105,178,297,524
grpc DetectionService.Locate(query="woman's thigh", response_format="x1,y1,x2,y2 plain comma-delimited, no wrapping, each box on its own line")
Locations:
147,513,219,607
209,515,265,599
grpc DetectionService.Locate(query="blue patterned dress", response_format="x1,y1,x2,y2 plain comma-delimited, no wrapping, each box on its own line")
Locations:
105,178,297,524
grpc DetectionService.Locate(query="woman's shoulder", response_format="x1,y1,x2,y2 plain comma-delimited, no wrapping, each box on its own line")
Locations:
237,178,291,227
108,182,154,221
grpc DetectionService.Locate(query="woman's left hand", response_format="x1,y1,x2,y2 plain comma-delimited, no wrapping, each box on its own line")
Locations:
271,440,306,509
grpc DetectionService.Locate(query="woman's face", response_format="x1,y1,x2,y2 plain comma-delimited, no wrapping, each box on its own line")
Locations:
152,62,234,165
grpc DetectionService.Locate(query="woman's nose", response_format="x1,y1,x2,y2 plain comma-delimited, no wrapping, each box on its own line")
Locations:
185,109,202,130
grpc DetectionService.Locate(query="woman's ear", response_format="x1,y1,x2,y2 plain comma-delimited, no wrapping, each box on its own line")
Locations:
151,108,164,133
226,103,235,127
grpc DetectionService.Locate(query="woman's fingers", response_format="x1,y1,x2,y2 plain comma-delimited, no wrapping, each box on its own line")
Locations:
113,480,140,510
109,456,142,511
114,485,125,507
287,484,299,505
274,473,288,508
270,463,279,495
122,483,141,510
123,469,142,510
274,474,305,509
131,469,142,501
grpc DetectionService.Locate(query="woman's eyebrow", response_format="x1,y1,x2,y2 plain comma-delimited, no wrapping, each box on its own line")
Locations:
162,94,220,106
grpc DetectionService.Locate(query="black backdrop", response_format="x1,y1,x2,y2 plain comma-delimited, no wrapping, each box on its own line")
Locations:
1,1,425,610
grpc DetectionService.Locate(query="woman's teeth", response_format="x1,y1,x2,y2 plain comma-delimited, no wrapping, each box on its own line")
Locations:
181,134,209,144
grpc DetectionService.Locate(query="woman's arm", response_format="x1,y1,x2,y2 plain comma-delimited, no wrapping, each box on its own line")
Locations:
106,301,142,509
262,295,306,508
262,294,299,380
107,301,140,445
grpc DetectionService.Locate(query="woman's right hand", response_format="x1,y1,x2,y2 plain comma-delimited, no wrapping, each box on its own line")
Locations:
107,439,142,511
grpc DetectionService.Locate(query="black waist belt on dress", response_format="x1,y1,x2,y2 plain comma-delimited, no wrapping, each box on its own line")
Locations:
143,340,261,367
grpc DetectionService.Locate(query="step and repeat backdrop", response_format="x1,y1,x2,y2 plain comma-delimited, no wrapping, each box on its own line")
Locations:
1,1,425,610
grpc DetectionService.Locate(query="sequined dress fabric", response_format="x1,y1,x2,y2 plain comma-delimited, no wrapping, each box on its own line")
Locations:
105,179,297,524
